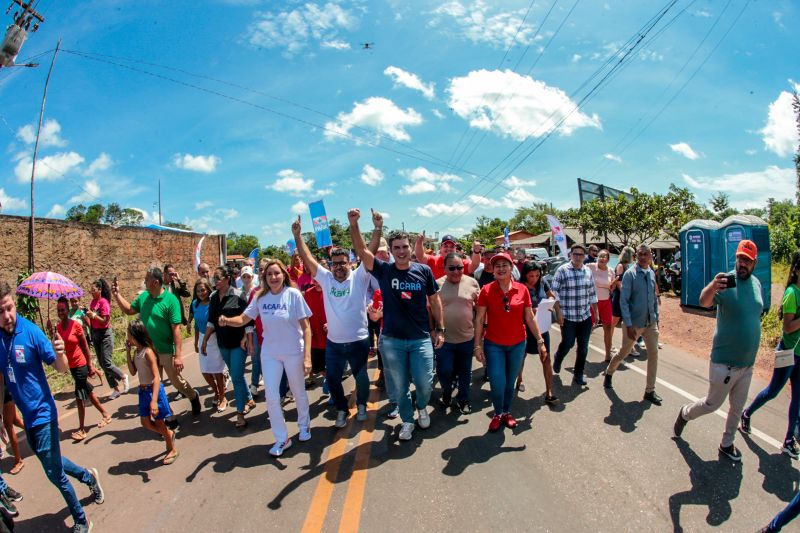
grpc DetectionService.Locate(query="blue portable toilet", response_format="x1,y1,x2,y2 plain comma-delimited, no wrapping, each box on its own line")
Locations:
718,215,771,311
680,220,721,307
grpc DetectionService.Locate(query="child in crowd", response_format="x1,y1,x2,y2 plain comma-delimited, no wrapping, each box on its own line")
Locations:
125,319,179,465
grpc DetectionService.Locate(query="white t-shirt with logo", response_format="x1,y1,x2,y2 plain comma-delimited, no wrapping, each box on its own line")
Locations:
244,287,311,358
314,263,371,343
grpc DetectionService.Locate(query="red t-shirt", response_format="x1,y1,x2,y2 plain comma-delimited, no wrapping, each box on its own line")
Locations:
371,290,383,328
304,287,327,350
426,255,472,279
56,319,88,368
247,288,264,344
477,281,531,346
89,297,110,330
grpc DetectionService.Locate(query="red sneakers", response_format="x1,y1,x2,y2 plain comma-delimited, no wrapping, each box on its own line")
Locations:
502,413,518,429
489,414,503,432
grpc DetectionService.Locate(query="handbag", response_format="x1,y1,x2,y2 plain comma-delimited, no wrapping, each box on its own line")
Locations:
775,336,800,369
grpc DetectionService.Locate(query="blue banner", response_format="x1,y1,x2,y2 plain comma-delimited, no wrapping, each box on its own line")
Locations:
309,200,333,248
248,247,260,260
286,239,297,255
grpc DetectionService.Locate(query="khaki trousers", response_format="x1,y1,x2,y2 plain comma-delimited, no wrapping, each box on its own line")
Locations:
606,322,659,393
157,352,198,401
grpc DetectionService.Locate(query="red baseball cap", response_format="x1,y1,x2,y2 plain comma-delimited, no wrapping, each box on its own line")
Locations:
490,252,514,267
736,239,757,261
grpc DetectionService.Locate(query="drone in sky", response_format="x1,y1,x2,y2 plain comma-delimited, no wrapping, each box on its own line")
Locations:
360,42,375,50
1,0,44,68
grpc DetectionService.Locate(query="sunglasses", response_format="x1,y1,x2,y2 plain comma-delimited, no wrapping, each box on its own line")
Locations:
503,294,510,313
447,265,464,271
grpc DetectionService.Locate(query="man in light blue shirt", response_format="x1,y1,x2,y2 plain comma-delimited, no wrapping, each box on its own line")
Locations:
603,244,662,405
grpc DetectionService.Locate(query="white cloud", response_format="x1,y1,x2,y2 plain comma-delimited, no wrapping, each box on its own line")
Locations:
432,109,445,119
315,188,334,197
468,194,500,208
694,9,711,17
321,39,351,50
16,119,67,147
760,82,800,157
399,166,462,194
773,11,784,29
603,153,622,163
130,208,161,225
173,153,221,173
745,149,757,156
669,142,700,160
86,153,112,176
571,54,582,63
268,169,314,196
448,69,601,141
415,202,470,217
247,2,357,55
15,151,85,183
683,166,795,207
324,97,423,143
217,208,239,220
195,200,213,210
0,188,26,211
360,164,384,186
504,175,536,188
469,187,539,210
46,204,65,218
384,66,435,100
429,1,544,49
68,180,101,204
291,200,309,215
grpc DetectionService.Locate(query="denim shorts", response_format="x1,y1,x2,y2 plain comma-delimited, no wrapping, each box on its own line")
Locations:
138,383,172,420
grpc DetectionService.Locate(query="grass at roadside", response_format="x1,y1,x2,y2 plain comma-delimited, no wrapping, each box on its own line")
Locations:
761,261,790,351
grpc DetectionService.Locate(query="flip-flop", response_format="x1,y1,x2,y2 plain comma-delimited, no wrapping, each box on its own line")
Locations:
216,401,228,413
163,451,180,465
9,462,24,475
97,417,113,428
71,430,88,441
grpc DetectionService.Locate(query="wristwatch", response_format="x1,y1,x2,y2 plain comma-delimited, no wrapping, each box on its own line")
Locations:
435,327,446,334
536,338,546,345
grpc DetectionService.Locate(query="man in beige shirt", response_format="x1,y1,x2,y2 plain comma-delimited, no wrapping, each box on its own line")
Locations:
435,253,480,414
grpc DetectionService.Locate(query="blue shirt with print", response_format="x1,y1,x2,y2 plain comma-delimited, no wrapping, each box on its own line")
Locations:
369,259,438,340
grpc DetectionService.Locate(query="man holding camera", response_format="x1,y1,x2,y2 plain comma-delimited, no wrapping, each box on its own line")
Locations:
673,240,764,462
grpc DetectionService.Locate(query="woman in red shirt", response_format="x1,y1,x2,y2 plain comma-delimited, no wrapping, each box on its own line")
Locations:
474,253,548,432
56,298,111,441
303,280,328,381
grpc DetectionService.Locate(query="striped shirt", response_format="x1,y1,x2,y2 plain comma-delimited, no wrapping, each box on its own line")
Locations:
551,262,598,322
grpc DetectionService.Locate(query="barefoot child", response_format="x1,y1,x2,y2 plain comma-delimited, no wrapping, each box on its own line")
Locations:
125,319,179,465
55,297,112,441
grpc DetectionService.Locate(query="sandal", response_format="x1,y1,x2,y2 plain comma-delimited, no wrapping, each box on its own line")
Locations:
216,400,228,413
97,417,113,429
9,461,24,475
163,451,180,465
545,394,560,405
234,415,248,429
71,430,88,441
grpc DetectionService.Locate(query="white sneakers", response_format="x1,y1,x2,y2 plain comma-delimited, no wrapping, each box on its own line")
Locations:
335,410,348,428
398,422,415,441
356,405,368,421
299,427,311,442
269,439,293,457
122,375,130,394
417,408,430,429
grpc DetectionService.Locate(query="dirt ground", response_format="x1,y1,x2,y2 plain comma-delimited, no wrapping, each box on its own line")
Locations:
657,284,784,381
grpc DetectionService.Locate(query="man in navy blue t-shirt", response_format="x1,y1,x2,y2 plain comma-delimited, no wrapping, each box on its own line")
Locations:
0,282,104,532
349,208,445,442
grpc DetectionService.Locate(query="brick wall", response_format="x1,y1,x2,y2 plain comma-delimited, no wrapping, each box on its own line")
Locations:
0,214,225,300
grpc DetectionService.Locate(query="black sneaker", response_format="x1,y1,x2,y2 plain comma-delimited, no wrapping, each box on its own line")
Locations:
457,400,472,414
0,491,19,518
190,390,202,415
739,412,751,434
719,444,742,462
783,437,800,460
3,487,21,502
674,410,687,438
88,467,104,504
643,391,663,406
72,521,93,533
603,374,613,389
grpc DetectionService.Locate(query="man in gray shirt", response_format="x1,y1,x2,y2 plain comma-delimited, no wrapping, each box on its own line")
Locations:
603,244,662,405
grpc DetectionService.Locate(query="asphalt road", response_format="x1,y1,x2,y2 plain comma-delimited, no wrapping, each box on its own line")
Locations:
6,326,798,532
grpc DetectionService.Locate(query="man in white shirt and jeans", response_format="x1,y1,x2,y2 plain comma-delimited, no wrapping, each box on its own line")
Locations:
291,215,381,428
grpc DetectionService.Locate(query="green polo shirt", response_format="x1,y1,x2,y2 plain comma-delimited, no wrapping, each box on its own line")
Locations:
710,272,763,367
131,290,182,354
782,285,800,355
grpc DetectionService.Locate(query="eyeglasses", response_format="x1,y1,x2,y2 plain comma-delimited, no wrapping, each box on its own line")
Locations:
331,261,347,267
572,252,585,257
503,294,510,312
447,266,464,271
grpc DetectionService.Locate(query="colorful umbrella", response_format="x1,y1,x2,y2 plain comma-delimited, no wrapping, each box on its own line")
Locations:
17,272,84,329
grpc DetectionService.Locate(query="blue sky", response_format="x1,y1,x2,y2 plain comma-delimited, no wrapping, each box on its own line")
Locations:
1,0,798,246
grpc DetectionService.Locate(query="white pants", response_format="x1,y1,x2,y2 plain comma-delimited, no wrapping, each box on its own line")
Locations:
262,351,310,444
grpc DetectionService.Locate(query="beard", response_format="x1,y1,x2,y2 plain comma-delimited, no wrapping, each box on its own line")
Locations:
736,266,752,280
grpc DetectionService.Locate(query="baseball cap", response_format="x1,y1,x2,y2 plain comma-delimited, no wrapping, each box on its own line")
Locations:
377,237,389,253
441,234,457,245
735,239,757,261
240,266,254,277
490,252,514,267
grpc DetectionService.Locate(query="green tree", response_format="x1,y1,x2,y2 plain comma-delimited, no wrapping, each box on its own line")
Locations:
465,216,509,246
508,202,561,235
261,245,291,266
164,221,193,231
793,92,800,205
83,204,106,224
227,233,260,256
65,204,87,221
709,192,739,221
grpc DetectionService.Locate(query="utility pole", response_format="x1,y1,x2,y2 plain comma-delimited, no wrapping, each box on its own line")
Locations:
158,178,162,225
27,39,60,271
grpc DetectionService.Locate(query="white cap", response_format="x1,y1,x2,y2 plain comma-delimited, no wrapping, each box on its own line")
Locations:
240,266,254,277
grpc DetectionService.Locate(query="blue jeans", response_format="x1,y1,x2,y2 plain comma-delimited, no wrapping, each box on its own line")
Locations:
27,420,92,525
0,471,6,494
219,345,252,412
251,340,262,388
435,340,473,403
326,338,370,411
554,317,593,379
484,339,526,414
745,355,800,443
379,335,434,423
768,488,800,531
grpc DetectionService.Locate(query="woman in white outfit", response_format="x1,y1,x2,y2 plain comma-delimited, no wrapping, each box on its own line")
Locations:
220,259,313,457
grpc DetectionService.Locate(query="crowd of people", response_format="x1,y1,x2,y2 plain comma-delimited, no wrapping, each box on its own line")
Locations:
0,207,797,531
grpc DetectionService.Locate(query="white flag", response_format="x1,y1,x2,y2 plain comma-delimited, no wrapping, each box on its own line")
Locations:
545,215,569,259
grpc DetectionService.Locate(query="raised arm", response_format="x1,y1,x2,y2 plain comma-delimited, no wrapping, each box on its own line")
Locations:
111,278,137,316
367,209,384,254
469,241,482,274
415,232,429,264
291,215,319,278
348,208,375,271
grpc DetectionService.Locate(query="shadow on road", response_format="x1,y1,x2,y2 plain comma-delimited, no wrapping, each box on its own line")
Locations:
108,452,173,483
441,431,525,476
603,388,651,433
668,438,743,533
15,493,97,531
740,432,800,502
